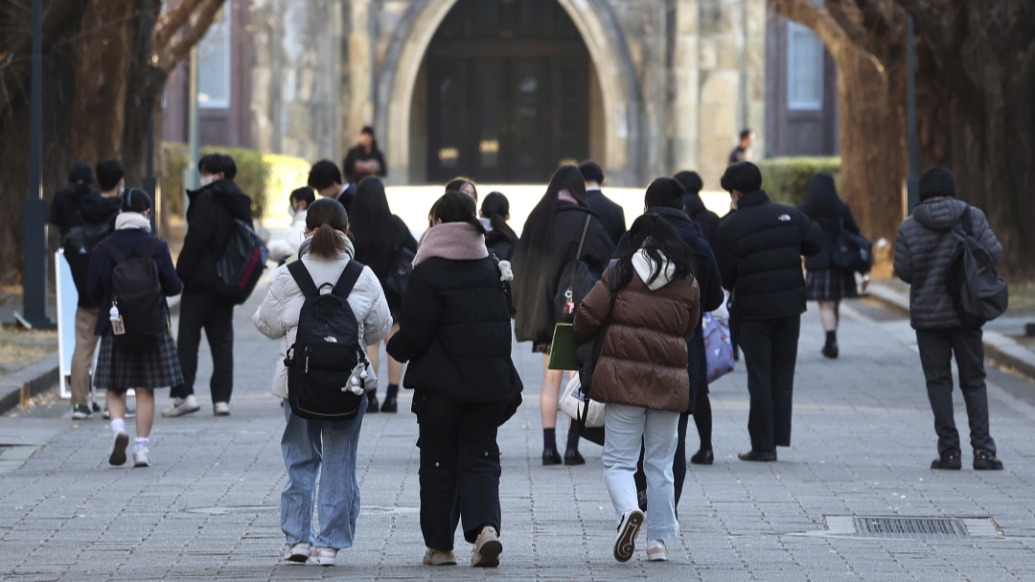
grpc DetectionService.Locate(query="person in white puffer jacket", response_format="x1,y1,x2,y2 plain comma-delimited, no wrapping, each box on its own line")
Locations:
252,198,391,567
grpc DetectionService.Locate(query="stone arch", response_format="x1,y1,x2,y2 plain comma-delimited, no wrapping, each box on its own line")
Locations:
377,0,643,185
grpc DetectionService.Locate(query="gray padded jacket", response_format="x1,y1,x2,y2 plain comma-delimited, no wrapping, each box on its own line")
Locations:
893,198,1001,330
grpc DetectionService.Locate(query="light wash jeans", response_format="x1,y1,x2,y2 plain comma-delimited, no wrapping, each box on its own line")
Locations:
602,403,680,540
280,401,365,549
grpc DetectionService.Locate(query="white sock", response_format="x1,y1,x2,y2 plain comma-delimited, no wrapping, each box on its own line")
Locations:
134,437,150,452
111,419,126,434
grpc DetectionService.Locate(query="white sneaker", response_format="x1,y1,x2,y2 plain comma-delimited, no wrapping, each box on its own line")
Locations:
613,508,644,562
283,542,311,563
646,539,669,562
162,395,200,417
133,448,151,468
108,431,129,466
213,401,230,416
306,547,337,566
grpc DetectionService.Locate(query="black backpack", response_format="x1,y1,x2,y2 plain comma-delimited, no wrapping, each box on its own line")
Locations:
100,238,166,349
215,218,269,305
284,260,369,421
63,220,114,297
945,208,1009,327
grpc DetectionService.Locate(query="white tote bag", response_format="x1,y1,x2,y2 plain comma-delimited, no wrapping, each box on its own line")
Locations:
558,373,605,428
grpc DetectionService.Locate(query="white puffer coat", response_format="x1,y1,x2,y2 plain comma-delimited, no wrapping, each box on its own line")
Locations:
252,243,392,400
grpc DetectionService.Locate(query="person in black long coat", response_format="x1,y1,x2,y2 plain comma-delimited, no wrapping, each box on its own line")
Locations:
798,173,863,359
511,165,615,466
480,192,518,261
387,192,522,568
350,176,418,413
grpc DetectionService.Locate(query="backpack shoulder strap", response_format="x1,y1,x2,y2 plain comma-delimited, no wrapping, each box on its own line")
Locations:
99,239,126,264
961,207,974,236
287,260,320,298
330,259,365,300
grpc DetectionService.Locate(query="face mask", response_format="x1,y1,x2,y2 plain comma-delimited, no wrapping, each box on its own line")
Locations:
287,203,296,218
199,175,215,187
118,184,125,196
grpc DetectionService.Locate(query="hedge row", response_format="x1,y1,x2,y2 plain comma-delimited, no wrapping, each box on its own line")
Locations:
756,157,841,207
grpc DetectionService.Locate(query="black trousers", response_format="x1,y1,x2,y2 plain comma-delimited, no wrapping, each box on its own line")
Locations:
739,315,801,452
416,392,506,550
915,326,996,457
171,291,234,402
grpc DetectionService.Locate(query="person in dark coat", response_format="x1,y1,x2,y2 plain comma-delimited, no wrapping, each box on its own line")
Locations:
308,160,358,213
350,176,418,413
512,164,615,466
894,167,1004,471
713,162,823,461
579,160,626,245
87,189,183,468
387,192,522,568
674,170,720,245
798,174,864,358
342,125,388,184
480,191,518,261
619,178,724,511
164,153,253,418
49,160,97,238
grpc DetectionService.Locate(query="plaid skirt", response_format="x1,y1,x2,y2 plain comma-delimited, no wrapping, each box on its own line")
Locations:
805,269,859,301
93,330,183,392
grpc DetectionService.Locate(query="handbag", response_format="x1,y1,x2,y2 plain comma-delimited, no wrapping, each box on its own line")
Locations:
702,311,735,383
553,215,596,323
548,323,579,370
559,373,605,428
830,220,873,273
384,246,416,297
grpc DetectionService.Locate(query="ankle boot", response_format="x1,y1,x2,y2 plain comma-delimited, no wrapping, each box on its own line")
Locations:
366,390,380,413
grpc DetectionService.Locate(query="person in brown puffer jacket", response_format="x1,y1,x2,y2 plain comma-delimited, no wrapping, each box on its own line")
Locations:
572,214,700,563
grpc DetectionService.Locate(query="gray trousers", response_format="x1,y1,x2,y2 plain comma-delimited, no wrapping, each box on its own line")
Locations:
915,326,996,457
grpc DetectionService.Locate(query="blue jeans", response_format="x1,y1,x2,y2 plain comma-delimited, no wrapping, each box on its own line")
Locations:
602,403,680,540
280,401,365,549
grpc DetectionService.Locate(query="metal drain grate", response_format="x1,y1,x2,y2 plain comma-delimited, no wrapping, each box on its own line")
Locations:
854,517,968,538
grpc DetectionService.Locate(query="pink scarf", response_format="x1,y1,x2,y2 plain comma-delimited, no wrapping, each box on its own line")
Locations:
412,222,488,266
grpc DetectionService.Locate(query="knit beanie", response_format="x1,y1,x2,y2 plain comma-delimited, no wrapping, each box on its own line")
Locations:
720,162,763,194
918,167,956,201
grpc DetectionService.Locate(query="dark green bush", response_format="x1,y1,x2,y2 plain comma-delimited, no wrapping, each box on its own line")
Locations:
757,157,841,207
160,143,270,219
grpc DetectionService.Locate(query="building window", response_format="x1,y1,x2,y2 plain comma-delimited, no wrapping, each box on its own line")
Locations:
787,22,824,111
197,5,231,108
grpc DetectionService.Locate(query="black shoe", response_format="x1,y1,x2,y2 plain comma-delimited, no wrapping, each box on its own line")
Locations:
366,392,380,413
380,395,398,413
636,489,648,512
690,448,714,465
973,451,1003,471
930,453,962,470
542,449,562,466
738,450,777,462
563,450,585,466
821,343,839,359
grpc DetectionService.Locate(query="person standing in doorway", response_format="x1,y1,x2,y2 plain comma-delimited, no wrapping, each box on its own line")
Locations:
343,126,388,185
164,153,253,418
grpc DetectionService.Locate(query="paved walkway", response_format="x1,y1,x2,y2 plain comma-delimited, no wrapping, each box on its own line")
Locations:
2,277,1035,581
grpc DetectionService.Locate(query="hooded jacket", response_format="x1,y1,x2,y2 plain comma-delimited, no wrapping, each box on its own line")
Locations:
176,179,253,293
572,252,700,413
894,197,1001,329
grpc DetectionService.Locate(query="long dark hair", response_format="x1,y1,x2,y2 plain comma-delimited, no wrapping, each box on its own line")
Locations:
521,164,588,253
480,191,518,243
431,191,486,234
349,176,402,251
305,198,349,258
445,176,478,202
798,173,846,221
614,214,695,289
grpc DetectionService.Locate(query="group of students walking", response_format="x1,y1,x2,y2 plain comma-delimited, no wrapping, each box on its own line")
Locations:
52,143,1006,568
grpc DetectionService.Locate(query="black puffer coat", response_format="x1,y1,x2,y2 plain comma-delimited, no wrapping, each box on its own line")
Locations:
713,190,823,320
176,179,253,293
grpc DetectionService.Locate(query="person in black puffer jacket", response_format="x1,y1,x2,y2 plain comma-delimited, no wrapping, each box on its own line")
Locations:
713,162,822,462
165,153,254,418
387,192,522,568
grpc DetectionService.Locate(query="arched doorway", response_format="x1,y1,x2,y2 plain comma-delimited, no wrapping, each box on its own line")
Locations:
417,0,591,183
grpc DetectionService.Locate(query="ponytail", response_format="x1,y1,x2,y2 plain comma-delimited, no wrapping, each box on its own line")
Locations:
433,191,486,234
305,198,349,258
308,223,344,258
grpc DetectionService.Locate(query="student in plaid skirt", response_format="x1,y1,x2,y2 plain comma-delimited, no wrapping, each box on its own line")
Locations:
798,174,863,359
87,189,183,468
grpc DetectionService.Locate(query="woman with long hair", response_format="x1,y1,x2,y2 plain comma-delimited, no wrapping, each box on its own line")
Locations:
253,198,392,566
87,189,183,468
387,191,522,567
349,176,418,412
511,164,614,465
480,191,518,261
573,213,700,563
798,174,864,358
445,176,478,202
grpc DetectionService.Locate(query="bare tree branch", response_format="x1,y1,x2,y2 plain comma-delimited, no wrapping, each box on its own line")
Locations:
154,0,225,71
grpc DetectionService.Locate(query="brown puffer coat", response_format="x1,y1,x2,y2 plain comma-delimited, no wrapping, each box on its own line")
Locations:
572,264,700,413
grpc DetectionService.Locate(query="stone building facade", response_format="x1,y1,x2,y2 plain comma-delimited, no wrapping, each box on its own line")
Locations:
218,0,768,188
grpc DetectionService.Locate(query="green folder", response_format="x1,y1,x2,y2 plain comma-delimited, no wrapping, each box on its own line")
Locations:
548,323,580,370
